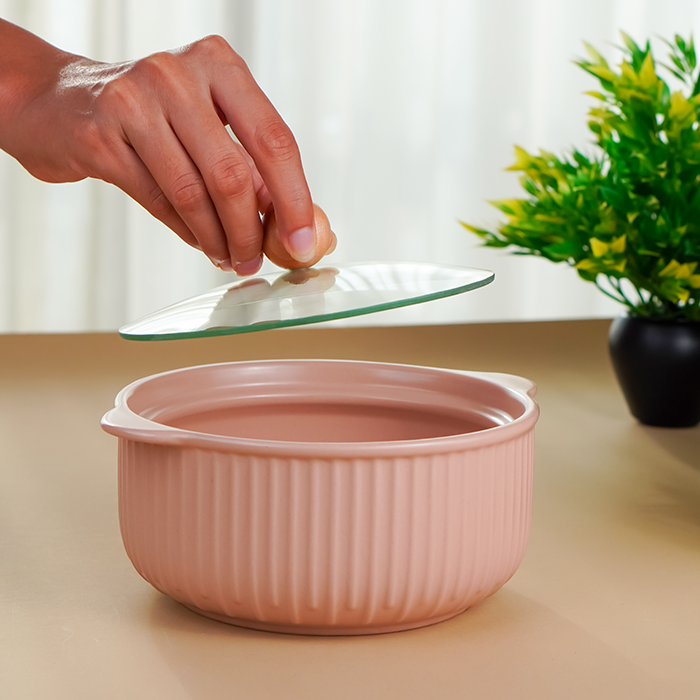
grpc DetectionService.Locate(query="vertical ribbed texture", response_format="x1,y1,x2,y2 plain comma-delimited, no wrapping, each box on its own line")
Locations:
118,431,534,634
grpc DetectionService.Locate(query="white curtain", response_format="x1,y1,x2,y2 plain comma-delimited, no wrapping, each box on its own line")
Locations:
2,0,700,332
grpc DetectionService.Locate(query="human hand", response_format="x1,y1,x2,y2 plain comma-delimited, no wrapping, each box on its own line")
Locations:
263,203,337,269
0,21,334,275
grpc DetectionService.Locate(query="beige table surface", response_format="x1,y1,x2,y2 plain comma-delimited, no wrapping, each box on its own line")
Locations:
1,320,699,699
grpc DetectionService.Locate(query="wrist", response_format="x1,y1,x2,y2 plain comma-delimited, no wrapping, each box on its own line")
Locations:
0,19,79,159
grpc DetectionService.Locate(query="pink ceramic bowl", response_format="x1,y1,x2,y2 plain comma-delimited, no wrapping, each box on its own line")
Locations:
101,360,538,635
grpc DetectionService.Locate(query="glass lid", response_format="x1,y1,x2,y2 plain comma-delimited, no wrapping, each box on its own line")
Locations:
119,261,494,341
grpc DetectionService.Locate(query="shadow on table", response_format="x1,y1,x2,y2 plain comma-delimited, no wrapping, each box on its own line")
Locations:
632,424,700,534
639,424,700,473
147,589,680,700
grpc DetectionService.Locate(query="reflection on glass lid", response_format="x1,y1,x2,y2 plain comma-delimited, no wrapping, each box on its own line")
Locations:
119,261,494,341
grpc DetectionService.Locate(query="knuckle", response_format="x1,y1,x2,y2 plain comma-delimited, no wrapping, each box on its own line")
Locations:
190,34,247,68
255,119,299,163
194,34,232,55
97,76,144,122
137,50,178,77
209,156,254,199
145,184,176,221
169,174,209,213
131,51,191,97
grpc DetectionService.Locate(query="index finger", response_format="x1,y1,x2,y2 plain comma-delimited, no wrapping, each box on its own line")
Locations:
211,62,316,263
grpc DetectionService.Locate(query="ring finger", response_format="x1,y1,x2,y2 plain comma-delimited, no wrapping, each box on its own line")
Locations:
124,113,247,267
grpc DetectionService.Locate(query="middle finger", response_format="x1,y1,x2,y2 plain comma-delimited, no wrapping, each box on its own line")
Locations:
125,112,247,267
167,101,266,267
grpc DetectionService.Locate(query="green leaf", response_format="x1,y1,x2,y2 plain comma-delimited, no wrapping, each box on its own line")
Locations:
689,36,697,69
544,241,580,259
669,54,686,74
459,222,492,237
572,150,592,167
585,64,618,83
584,90,608,101
583,42,609,66
577,268,599,282
600,185,629,210
660,62,686,82
620,31,641,55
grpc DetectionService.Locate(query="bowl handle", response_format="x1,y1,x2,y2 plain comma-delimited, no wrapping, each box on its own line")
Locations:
451,370,538,399
101,406,184,444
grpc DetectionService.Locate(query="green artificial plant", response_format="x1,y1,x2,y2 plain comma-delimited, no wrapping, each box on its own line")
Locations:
463,33,700,320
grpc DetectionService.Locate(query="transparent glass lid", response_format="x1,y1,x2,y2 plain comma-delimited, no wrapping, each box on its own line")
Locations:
119,262,494,341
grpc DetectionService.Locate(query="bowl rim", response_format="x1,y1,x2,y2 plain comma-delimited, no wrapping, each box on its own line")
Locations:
101,359,539,458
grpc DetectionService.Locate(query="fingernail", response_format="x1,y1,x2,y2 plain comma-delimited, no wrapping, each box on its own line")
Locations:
235,255,263,277
288,227,316,263
214,258,235,272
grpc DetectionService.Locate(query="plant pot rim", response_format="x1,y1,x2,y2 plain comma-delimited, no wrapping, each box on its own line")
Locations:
619,314,700,326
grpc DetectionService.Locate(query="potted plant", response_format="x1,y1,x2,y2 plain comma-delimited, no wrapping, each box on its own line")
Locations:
463,33,700,427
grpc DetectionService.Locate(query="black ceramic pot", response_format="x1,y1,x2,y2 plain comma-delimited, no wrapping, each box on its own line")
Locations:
608,316,700,428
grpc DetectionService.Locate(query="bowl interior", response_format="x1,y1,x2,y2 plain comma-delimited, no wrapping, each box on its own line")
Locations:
125,360,529,444
163,399,497,442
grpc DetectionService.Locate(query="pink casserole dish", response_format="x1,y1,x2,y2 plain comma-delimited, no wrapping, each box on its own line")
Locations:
101,359,539,635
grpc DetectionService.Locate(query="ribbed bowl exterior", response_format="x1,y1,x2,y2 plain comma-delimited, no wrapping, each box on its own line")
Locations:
118,428,534,635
